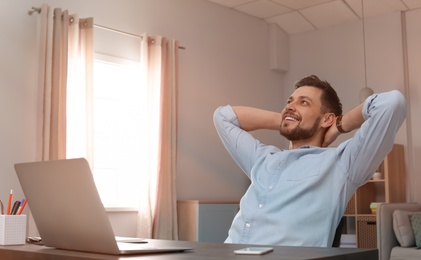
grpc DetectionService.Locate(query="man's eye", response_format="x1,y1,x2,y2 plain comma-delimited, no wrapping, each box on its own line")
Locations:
301,100,308,105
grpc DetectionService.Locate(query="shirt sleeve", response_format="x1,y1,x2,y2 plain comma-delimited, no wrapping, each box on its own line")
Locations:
337,90,406,185
213,105,280,178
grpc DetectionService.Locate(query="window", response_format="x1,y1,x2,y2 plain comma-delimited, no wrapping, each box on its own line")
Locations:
67,54,147,208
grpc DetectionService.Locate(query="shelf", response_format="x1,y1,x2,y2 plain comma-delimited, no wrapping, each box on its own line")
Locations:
342,144,405,248
368,179,385,183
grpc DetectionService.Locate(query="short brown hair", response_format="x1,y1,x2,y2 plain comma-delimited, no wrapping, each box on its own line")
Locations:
295,75,343,116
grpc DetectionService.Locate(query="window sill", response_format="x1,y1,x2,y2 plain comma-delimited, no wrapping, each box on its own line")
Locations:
105,207,139,213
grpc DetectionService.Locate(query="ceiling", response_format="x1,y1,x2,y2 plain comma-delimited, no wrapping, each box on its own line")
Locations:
207,0,421,34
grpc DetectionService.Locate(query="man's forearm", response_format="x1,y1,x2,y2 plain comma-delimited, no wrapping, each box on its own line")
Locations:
232,106,282,131
338,103,365,133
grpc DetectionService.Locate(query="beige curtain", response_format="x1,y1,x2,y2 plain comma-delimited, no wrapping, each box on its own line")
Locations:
36,4,93,161
137,34,179,239
67,15,94,167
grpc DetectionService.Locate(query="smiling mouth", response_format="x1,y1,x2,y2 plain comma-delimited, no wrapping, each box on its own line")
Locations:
284,116,298,122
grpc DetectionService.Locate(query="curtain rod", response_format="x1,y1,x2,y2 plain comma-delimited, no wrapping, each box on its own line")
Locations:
28,7,41,15
94,24,186,50
27,6,186,50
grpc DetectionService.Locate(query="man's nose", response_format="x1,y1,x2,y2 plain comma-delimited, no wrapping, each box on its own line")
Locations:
285,101,296,111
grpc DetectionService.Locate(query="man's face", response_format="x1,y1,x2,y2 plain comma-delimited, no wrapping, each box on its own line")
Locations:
280,86,325,141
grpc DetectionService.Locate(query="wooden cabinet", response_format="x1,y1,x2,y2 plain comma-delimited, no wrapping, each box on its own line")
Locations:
177,200,239,243
343,144,406,248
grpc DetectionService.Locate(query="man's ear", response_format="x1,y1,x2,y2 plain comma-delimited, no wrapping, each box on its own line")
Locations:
321,113,335,128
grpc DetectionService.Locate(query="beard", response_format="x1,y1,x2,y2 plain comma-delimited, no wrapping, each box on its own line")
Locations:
280,116,321,141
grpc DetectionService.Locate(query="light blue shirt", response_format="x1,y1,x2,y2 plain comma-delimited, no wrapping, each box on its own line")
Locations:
213,91,406,247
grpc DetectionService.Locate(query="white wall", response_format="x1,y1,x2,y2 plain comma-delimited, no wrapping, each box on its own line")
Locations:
404,9,421,203
0,0,39,206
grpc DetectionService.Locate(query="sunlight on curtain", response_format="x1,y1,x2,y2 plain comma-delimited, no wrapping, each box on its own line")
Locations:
66,16,94,167
137,34,179,240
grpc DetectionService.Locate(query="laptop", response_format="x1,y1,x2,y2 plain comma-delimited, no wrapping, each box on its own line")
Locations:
14,158,192,255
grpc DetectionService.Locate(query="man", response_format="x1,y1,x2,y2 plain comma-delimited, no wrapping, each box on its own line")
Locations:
213,75,406,247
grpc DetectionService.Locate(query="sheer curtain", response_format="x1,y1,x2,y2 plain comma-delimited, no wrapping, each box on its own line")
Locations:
67,16,94,167
35,4,93,162
137,34,179,239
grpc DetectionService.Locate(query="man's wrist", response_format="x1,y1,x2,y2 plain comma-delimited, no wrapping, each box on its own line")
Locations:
336,115,349,133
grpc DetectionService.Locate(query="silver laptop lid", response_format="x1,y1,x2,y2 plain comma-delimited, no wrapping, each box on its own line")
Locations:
14,158,121,254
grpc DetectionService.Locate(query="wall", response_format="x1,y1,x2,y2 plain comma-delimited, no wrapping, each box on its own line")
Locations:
404,9,421,203
0,1,39,207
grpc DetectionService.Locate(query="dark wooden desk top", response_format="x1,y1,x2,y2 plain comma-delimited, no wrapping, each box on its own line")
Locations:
0,239,377,260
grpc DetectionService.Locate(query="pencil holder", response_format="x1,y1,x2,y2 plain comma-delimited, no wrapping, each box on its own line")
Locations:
0,215,26,245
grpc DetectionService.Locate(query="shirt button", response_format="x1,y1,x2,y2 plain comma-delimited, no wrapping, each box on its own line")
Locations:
258,204,263,208
245,223,251,228
268,186,273,190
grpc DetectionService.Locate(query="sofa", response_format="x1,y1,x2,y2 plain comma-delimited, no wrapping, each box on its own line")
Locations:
377,203,421,260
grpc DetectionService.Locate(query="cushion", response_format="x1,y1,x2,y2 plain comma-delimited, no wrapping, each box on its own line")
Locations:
390,246,421,260
411,213,421,249
393,210,418,247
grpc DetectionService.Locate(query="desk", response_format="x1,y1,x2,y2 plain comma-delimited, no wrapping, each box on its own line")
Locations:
0,239,377,260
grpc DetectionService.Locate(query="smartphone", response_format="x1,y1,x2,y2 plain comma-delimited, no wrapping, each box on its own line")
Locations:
234,247,274,255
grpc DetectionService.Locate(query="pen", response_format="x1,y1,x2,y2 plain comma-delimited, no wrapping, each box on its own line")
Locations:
0,200,4,215
7,189,13,215
10,200,21,215
17,199,27,215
